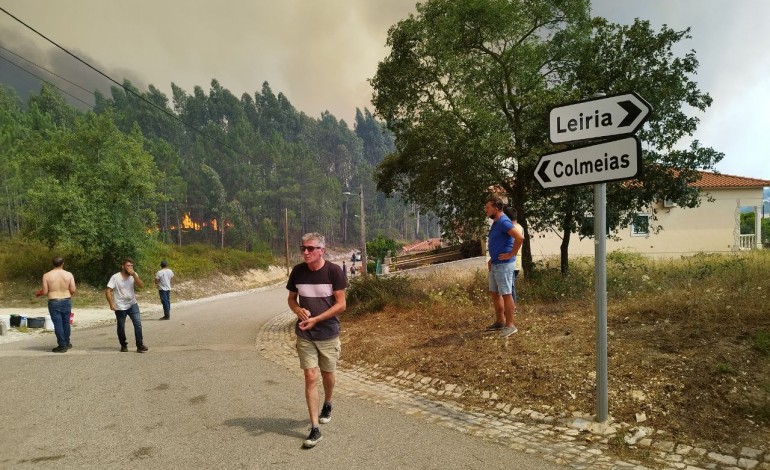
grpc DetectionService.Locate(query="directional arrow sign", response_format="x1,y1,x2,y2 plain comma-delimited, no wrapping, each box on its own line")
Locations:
549,92,651,144
535,136,641,189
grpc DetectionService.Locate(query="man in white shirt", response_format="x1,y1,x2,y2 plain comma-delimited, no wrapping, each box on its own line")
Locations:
105,259,148,353
154,260,175,320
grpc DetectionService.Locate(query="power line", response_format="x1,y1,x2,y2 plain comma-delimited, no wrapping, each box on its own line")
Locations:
0,44,94,96
0,6,249,158
0,53,94,108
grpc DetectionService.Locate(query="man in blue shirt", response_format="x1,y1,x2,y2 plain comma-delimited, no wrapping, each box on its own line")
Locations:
485,196,525,337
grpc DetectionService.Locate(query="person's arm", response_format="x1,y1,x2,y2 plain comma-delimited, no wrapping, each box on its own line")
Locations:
68,273,77,296
298,290,346,331
127,266,144,289
498,224,525,261
40,274,49,296
105,288,116,311
288,291,310,322
154,273,160,287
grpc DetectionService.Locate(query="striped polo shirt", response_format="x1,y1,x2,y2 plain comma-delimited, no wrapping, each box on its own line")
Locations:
286,261,347,341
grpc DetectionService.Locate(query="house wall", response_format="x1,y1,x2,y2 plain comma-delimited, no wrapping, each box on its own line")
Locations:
527,187,766,259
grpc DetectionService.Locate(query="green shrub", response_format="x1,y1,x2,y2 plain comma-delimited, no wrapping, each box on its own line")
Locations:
346,274,422,315
753,330,770,356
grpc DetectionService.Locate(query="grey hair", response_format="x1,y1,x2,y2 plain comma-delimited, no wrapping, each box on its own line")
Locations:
301,232,326,248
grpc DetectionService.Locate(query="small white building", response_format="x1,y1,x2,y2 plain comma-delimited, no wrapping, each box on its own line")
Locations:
529,171,770,259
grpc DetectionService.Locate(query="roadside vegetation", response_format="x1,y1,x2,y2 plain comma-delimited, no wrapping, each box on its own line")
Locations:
0,239,275,307
342,250,770,452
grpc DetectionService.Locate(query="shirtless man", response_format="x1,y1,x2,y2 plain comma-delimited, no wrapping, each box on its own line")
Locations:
40,256,77,353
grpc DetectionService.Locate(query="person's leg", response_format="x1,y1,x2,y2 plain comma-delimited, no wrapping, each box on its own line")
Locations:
488,265,505,327
296,337,321,427
115,309,128,347
304,367,321,428
502,293,515,327
316,337,340,423
48,302,65,348
60,299,72,346
159,290,170,318
495,263,518,336
127,303,144,347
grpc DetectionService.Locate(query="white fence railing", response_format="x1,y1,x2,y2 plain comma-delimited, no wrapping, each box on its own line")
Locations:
739,234,756,249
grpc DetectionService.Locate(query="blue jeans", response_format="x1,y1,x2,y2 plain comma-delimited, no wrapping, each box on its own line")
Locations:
159,290,171,318
115,303,143,347
48,298,71,347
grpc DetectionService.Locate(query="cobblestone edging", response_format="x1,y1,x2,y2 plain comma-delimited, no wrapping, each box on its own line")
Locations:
257,312,769,470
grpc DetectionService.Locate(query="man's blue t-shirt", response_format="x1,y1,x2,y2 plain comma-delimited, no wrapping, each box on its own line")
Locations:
488,214,514,265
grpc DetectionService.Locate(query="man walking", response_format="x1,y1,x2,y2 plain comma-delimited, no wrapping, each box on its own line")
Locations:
154,260,174,320
485,196,524,337
40,256,77,353
287,233,347,448
105,259,148,353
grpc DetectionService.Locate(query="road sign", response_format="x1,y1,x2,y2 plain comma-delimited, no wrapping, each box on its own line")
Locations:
549,92,651,144
535,136,641,189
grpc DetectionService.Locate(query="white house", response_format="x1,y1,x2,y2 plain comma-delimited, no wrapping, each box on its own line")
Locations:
528,171,770,260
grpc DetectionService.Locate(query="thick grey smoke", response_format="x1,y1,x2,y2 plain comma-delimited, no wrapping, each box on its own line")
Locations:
0,25,146,108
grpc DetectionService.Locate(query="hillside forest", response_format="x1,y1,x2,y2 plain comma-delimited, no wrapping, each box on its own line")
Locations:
0,80,439,282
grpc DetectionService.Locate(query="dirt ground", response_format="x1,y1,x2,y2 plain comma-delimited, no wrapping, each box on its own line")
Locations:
340,291,770,457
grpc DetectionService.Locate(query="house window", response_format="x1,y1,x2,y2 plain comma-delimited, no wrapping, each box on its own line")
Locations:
631,214,650,236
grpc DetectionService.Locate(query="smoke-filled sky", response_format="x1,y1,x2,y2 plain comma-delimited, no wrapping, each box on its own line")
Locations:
1,0,768,183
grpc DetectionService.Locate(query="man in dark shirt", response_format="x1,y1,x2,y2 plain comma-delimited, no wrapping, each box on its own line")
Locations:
287,232,347,448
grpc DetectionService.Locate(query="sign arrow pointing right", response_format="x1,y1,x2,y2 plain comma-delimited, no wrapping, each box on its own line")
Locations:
617,100,642,127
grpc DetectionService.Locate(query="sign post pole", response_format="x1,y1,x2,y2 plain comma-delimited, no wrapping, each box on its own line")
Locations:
594,182,608,422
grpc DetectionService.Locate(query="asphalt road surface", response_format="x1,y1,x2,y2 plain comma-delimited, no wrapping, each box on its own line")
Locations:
0,285,560,469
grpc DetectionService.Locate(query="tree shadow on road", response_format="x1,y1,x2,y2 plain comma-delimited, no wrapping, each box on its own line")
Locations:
224,417,306,439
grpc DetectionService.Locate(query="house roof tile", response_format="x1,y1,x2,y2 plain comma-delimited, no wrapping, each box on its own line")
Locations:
694,171,770,189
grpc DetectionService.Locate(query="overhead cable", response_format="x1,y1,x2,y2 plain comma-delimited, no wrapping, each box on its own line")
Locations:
0,6,249,158
0,53,93,108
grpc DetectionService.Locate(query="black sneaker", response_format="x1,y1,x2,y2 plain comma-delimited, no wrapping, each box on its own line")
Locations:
319,403,332,424
120,345,128,352
302,427,322,448
159,316,170,320
486,322,504,331
137,344,148,353
66,343,72,349
51,346,67,353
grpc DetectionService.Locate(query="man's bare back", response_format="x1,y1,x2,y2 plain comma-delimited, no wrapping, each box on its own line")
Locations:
42,268,77,300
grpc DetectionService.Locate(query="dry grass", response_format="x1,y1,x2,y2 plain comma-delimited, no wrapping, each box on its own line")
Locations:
341,251,770,452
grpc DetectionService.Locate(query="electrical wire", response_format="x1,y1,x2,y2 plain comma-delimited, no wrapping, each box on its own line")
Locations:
0,44,94,96
0,53,94,108
0,6,249,158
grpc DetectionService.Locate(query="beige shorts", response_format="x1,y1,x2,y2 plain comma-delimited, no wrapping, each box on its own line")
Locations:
296,336,341,372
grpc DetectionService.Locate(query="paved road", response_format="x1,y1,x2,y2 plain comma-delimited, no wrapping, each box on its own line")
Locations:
0,285,560,469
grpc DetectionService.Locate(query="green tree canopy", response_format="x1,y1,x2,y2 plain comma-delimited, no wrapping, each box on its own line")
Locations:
371,0,722,273
20,112,159,284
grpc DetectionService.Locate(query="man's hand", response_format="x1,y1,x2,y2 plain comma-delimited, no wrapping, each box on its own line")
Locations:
295,307,310,322
298,317,317,331
35,289,44,297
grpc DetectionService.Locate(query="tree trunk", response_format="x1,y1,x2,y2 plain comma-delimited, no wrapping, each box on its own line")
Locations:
560,209,574,276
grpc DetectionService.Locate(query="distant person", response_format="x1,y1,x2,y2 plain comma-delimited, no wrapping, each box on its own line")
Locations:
342,261,348,283
287,232,347,448
40,256,77,353
105,259,148,353
154,260,174,320
484,197,524,337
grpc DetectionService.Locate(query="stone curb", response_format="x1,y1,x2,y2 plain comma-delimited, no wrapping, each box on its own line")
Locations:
257,312,769,470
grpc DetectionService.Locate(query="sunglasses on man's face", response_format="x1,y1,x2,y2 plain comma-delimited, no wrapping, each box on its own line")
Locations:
300,245,323,253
